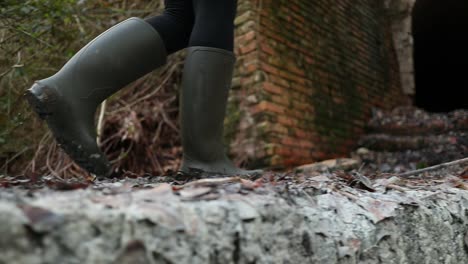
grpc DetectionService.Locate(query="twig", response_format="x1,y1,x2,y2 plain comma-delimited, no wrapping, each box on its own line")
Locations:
73,15,86,35
176,176,242,190
46,142,60,177
147,148,163,174
97,99,107,146
7,26,53,48
386,184,407,192
338,190,359,201
161,109,179,133
0,147,30,172
109,63,180,114
396,157,468,178
109,141,134,164
301,189,317,206
152,118,163,143
0,68,12,79
24,132,51,174
118,77,148,100
57,162,74,175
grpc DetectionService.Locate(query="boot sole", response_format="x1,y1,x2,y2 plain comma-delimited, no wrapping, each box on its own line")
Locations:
25,83,109,177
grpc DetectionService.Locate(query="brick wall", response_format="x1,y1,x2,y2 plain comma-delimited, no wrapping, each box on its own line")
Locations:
227,0,408,169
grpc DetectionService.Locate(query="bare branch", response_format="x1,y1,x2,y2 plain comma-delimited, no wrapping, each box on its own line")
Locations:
396,157,468,178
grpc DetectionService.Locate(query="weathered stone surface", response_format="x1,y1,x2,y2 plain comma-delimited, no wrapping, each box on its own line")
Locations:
359,134,464,151
1,173,468,264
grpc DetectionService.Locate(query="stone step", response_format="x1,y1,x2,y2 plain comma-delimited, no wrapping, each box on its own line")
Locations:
359,133,468,151
367,107,468,136
353,147,468,173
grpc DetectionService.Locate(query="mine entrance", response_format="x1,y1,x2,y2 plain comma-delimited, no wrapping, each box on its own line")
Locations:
412,0,468,112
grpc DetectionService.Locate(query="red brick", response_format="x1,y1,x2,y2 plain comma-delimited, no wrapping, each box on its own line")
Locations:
295,129,315,139
271,95,290,106
254,101,285,114
262,82,283,95
239,41,257,54
243,63,258,74
281,136,295,147
244,30,256,42
260,63,279,75
278,116,297,127
260,42,275,55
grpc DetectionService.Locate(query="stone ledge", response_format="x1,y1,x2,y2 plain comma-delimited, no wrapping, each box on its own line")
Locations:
1,173,468,264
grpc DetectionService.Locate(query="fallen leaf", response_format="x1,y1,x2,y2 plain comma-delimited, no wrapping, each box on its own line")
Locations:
253,177,264,188
309,175,332,183
335,171,354,182
18,204,64,232
357,197,399,223
114,240,151,264
179,187,212,199
459,168,468,179
178,176,241,189
240,179,255,190
447,176,468,190
149,183,174,195
350,172,375,192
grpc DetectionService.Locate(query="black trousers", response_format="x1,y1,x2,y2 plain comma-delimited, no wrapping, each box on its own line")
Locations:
145,0,237,54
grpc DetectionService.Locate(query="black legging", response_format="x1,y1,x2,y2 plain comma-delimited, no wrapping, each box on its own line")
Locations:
145,0,237,54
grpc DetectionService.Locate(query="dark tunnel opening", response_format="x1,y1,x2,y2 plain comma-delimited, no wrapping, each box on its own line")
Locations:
412,0,468,112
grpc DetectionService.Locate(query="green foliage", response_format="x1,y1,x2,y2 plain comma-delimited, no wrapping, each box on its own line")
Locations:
416,162,428,170
0,0,81,171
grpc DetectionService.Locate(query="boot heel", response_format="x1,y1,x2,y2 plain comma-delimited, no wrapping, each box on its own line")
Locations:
25,83,57,119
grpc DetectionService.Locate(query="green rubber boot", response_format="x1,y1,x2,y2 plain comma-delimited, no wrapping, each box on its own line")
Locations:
25,18,167,178
179,47,263,178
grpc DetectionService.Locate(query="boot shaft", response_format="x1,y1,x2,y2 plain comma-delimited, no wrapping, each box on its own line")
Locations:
41,17,167,110
180,47,235,162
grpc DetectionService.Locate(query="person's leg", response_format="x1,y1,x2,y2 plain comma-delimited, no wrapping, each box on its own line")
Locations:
178,0,262,177
145,0,194,54
189,0,237,51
